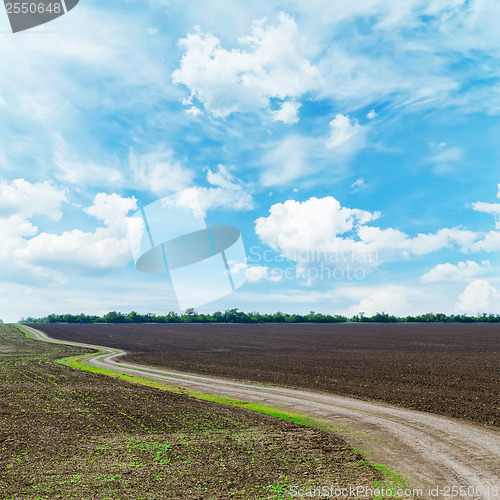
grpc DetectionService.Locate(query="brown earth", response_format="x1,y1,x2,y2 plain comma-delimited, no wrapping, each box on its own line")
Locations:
0,325,385,499
32,322,500,427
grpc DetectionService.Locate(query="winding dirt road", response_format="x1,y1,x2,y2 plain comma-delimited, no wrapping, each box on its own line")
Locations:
24,325,499,499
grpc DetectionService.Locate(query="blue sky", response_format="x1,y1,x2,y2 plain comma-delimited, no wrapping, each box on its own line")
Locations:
1,0,500,321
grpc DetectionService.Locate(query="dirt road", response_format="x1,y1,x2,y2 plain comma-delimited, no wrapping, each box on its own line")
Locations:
24,325,500,499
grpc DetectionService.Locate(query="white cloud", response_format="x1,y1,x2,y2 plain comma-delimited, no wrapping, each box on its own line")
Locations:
343,285,417,317
246,265,282,283
16,193,138,273
0,179,67,268
421,260,490,283
408,227,478,255
172,13,319,119
468,230,500,252
255,197,380,255
129,149,194,196
351,178,366,191
254,196,489,276
455,280,500,315
246,265,269,282
85,193,138,226
467,185,500,249
0,178,67,221
472,201,500,229
0,215,38,262
0,184,137,279
18,228,129,271
271,100,301,124
186,106,203,116
367,109,377,119
326,114,364,152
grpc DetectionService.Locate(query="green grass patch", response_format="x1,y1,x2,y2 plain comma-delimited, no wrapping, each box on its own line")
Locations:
15,324,37,340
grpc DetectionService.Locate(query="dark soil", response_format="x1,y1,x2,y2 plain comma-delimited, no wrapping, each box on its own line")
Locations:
0,325,384,499
32,322,500,427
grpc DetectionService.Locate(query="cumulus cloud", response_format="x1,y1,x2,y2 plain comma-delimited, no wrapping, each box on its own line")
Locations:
0,179,67,268
85,193,138,226
172,13,319,119
421,260,490,283
185,106,203,116
468,230,500,252
0,184,138,278
455,280,500,314
408,228,478,255
0,178,67,221
254,196,491,278
256,197,379,254
18,228,130,272
0,215,38,262
472,200,500,229
246,265,282,283
326,114,364,152
466,185,500,250
271,100,301,124
254,196,474,257
17,193,137,273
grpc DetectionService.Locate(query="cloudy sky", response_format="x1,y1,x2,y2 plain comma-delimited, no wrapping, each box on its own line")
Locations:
1,0,499,321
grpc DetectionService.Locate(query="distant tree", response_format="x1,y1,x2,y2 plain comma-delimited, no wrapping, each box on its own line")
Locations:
103,311,127,323
211,311,224,323
181,308,197,322
127,311,141,323
22,310,500,325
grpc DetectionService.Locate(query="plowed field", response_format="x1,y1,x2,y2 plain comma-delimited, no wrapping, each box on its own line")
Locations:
32,322,500,427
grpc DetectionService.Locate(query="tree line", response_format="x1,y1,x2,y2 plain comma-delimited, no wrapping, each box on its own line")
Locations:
21,309,500,324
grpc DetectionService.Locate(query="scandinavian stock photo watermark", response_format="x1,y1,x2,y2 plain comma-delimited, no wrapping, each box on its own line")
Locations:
246,246,379,283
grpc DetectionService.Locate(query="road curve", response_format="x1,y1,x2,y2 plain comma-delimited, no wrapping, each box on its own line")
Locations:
23,325,500,499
